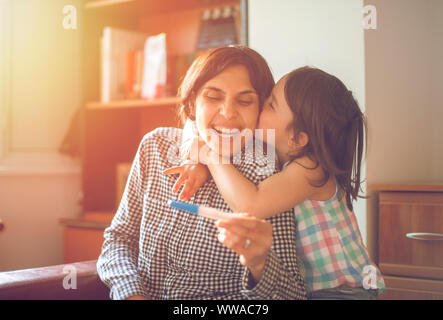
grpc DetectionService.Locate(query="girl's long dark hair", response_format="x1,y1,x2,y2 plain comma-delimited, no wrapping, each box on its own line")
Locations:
284,67,366,211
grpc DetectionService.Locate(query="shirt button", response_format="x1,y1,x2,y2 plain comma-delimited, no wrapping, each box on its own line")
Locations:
177,223,183,229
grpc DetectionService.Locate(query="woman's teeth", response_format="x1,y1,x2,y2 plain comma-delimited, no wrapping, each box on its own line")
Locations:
213,127,242,137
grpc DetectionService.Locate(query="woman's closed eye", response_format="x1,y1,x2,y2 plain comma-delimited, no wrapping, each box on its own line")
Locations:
205,94,222,101
237,98,254,106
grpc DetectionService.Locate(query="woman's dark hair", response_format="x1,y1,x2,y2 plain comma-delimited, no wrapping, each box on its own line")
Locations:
178,46,275,125
284,66,366,211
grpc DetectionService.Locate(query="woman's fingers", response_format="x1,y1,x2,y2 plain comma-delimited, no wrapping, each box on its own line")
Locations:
217,224,268,253
216,217,272,244
217,227,267,268
217,228,245,252
217,223,259,245
217,215,265,229
216,216,273,271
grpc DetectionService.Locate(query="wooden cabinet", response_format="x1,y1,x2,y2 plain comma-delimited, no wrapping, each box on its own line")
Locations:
60,212,114,263
373,184,443,300
61,0,247,263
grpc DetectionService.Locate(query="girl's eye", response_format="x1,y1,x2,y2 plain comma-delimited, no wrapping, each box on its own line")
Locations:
268,102,275,110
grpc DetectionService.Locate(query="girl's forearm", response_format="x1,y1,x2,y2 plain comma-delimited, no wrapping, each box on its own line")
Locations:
207,163,265,218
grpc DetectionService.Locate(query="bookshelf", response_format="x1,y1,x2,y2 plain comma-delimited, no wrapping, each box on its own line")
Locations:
80,0,247,213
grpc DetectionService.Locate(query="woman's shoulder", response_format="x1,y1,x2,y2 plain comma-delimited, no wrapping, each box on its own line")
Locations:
137,127,184,166
140,127,183,148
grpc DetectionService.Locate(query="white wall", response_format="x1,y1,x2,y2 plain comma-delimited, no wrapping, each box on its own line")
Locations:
430,0,443,181
364,0,443,260
365,0,434,184
0,0,82,271
249,0,368,242
0,174,81,271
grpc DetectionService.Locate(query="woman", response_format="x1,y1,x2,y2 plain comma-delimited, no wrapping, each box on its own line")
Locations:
96,46,307,300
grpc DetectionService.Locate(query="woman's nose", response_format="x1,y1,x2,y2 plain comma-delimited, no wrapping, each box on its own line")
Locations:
219,100,236,119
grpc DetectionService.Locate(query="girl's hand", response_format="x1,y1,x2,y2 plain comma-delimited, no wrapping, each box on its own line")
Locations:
163,161,210,201
184,135,220,165
215,215,273,283
181,135,206,163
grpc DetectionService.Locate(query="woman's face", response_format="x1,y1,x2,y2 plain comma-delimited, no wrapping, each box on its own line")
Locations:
194,65,259,156
258,76,295,160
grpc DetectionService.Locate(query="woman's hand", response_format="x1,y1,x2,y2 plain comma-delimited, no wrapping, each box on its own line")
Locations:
163,161,211,201
215,215,273,283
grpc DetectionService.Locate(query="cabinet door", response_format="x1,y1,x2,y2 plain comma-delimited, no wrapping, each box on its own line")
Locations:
379,192,443,280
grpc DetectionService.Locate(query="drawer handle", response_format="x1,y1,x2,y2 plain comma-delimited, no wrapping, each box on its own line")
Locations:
406,233,443,241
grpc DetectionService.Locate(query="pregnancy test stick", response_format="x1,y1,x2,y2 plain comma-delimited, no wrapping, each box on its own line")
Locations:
168,200,230,220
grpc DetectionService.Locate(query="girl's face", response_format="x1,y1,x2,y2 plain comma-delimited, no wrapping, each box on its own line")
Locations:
195,65,259,156
258,76,295,163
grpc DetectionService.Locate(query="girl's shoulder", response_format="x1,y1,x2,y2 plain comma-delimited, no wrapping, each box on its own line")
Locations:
284,157,336,202
283,156,324,180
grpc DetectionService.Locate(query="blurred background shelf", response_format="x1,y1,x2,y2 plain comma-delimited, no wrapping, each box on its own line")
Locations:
85,97,180,110
85,0,136,9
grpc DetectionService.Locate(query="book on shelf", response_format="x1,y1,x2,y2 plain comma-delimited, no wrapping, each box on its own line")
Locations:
125,49,144,99
125,50,135,98
134,49,144,97
141,33,167,100
101,27,148,103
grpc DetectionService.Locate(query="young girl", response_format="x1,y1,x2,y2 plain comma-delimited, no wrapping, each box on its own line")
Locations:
164,66,385,299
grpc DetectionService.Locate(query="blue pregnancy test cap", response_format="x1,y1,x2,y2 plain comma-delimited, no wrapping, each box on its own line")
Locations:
168,200,199,215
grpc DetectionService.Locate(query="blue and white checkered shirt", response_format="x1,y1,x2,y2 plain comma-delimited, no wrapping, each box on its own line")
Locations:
96,127,307,300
